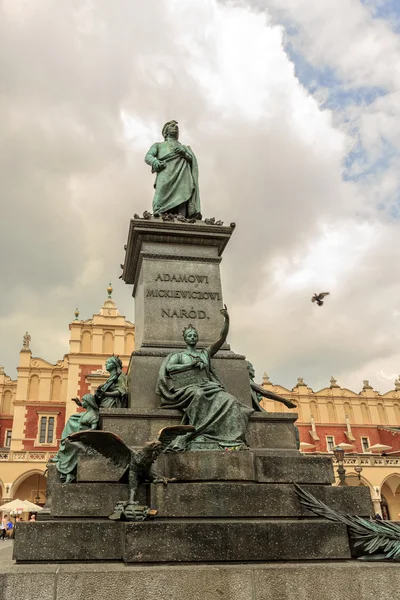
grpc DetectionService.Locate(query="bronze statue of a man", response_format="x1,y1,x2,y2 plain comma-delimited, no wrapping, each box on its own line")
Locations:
144,120,201,219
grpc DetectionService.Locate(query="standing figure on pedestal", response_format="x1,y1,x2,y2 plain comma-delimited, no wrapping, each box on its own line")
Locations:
145,120,201,219
95,356,128,409
51,394,99,483
156,306,253,451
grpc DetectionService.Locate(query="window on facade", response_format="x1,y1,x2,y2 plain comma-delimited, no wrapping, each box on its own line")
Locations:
28,375,39,400
344,402,354,423
377,403,387,425
81,331,91,353
51,376,61,401
125,333,134,354
5,430,11,447
39,416,55,444
103,331,114,354
361,402,371,424
310,401,320,422
327,401,336,422
361,437,370,453
2,390,12,414
394,403,400,425
326,436,335,452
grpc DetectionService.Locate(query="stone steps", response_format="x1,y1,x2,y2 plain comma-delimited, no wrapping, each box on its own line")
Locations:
50,481,372,519
14,518,352,563
77,449,334,484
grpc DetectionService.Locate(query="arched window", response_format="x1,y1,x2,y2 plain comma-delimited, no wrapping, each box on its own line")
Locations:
393,403,400,425
327,401,336,423
360,402,371,424
377,403,387,425
103,331,114,354
310,400,320,422
28,375,40,400
344,402,354,423
81,331,91,353
2,390,12,414
51,376,61,401
125,333,134,355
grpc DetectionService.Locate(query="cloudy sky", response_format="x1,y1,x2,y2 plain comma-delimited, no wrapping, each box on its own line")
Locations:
1,0,400,393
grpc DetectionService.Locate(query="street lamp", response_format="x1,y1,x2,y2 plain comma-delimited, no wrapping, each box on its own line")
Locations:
333,445,347,486
34,475,40,505
354,465,363,481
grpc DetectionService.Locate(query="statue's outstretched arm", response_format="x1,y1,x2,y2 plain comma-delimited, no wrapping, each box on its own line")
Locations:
251,381,296,409
208,305,229,357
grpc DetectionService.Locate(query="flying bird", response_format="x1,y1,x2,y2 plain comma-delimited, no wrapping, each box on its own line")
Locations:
311,292,330,307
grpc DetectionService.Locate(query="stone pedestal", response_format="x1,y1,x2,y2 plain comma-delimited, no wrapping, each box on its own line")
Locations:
14,218,377,570
121,217,254,411
122,217,235,350
14,449,374,563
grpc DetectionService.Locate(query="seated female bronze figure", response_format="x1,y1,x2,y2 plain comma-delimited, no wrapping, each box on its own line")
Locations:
156,306,253,451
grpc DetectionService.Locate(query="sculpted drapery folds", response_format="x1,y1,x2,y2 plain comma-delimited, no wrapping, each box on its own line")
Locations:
156,306,253,451
51,394,99,483
51,355,127,482
94,355,128,409
145,120,201,219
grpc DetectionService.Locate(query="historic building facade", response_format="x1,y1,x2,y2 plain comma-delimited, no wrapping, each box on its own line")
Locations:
0,286,134,508
260,375,400,519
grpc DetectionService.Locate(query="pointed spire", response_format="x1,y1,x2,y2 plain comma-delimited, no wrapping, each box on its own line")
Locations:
107,282,113,299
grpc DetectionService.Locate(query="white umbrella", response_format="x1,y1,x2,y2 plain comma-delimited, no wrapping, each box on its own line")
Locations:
300,442,315,449
0,498,43,512
336,442,355,450
367,444,392,453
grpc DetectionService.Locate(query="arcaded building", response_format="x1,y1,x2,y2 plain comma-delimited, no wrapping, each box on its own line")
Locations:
260,375,400,519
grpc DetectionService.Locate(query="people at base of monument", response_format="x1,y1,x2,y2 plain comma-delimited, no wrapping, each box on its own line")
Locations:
156,306,253,451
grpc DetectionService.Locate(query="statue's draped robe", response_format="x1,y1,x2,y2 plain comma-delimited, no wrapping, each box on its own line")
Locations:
156,349,253,451
145,139,200,217
98,372,128,409
53,396,99,482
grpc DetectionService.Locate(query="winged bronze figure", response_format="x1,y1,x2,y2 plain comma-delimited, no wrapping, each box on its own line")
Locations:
68,425,194,505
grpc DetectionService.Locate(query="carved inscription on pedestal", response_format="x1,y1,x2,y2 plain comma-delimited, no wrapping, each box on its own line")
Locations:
145,272,222,319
